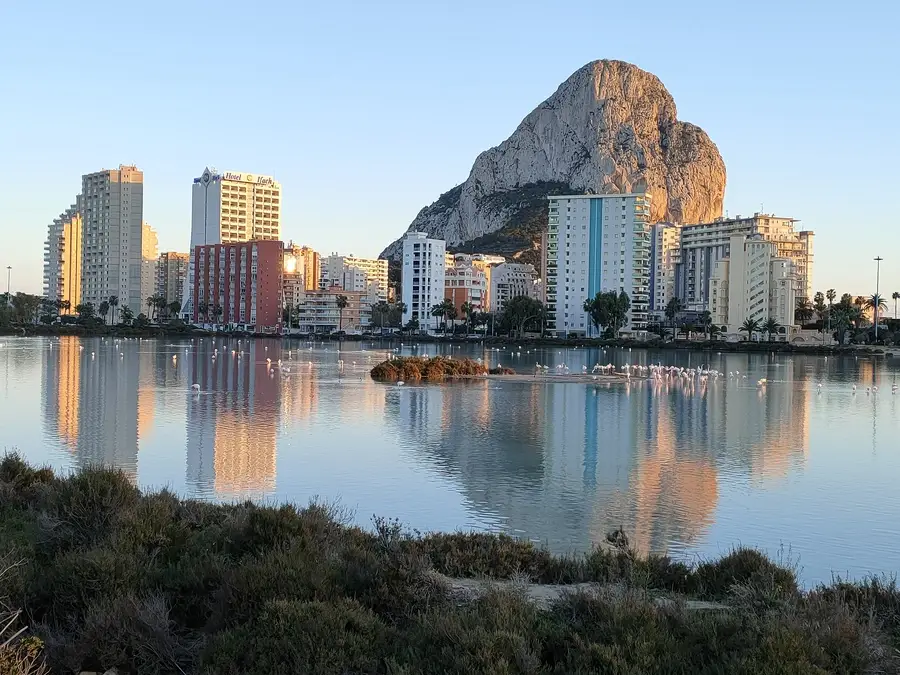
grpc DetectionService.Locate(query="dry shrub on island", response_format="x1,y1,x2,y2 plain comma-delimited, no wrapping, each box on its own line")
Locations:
370,356,492,382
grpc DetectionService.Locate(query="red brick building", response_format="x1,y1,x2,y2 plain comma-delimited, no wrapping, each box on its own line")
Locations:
192,240,283,332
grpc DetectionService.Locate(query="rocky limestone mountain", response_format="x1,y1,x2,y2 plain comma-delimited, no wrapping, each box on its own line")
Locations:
381,60,726,264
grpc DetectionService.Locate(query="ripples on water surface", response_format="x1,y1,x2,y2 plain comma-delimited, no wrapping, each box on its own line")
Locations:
1,336,899,585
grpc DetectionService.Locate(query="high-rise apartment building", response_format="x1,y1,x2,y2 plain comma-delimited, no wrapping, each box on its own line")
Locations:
708,234,798,338
295,289,371,333
489,262,540,314
545,194,651,336
43,198,82,312
191,239,283,331
649,223,681,316
140,222,158,309
80,165,144,311
183,168,282,317
447,253,506,310
674,213,813,311
445,263,487,317
401,232,446,331
156,252,189,304
283,243,320,292
320,254,388,302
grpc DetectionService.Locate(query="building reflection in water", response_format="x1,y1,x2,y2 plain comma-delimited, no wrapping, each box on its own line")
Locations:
41,337,80,453
186,341,280,499
400,363,810,556
42,337,139,479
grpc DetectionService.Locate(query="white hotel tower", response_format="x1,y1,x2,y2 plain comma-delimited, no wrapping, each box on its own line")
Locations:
182,168,281,317
544,193,651,336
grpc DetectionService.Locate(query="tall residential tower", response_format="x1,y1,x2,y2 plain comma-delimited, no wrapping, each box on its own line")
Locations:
80,165,144,310
43,197,83,312
183,168,282,317
674,213,813,311
401,232,446,331
545,194,651,336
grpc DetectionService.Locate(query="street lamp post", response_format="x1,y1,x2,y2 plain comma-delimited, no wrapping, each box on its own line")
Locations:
875,256,883,342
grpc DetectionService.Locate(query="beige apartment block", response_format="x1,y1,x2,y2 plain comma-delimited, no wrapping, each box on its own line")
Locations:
43,197,83,312
80,165,145,311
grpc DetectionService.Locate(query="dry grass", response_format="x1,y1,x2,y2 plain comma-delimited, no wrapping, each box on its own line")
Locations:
1,455,898,674
370,356,489,381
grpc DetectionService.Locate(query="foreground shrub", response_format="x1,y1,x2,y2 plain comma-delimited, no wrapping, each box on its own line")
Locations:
202,599,387,675
695,547,799,600
40,594,197,675
416,531,582,583
1,459,896,674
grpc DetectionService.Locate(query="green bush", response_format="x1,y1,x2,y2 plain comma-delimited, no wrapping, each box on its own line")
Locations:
202,599,387,675
695,547,799,600
1,459,895,674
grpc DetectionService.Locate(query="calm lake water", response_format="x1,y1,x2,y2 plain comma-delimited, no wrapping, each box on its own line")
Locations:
2,335,899,585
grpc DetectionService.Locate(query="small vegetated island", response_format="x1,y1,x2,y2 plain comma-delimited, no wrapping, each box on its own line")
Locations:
370,356,513,382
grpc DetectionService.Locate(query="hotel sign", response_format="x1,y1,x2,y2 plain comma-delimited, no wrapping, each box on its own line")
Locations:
222,172,276,186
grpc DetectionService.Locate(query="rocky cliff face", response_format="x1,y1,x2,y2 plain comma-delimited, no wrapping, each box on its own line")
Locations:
381,60,726,260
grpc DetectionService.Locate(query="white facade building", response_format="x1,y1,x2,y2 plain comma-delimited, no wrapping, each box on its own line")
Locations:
80,165,145,311
675,213,813,311
401,232,446,331
708,234,798,339
489,262,540,314
650,223,681,316
183,167,282,317
545,194,651,336
319,254,388,302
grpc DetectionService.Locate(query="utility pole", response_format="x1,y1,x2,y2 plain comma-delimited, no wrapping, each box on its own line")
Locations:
875,256,883,342
5,266,10,306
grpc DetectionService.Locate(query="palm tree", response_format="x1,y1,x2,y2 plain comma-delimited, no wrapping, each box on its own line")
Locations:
893,291,900,320
430,299,453,334
825,289,837,334
59,299,71,316
446,305,459,333
197,301,209,324
762,318,781,342
98,300,110,325
394,301,407,335
460,301,474,334
831,308,852,344
664,297,683,340
372,300,390,331
740,318,760,341
212,304,223,325
119,305,134,325
866,294,888,325
698,310,713,340
794,298,814,325
168,300,181,321
108,295,118,326
335,294,348,332
146,296,155,320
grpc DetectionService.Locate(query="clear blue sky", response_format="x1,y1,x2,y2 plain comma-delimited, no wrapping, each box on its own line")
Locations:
1,0,898,301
